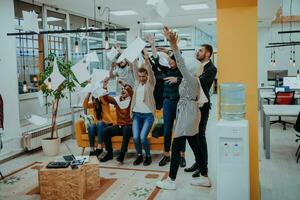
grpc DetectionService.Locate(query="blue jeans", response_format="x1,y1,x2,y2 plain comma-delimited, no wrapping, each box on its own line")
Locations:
87,121,111,147
163,99,186,153
132,112,155,156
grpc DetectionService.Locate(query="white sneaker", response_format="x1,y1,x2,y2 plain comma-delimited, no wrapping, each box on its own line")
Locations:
156,177,177,190
190,176,211,187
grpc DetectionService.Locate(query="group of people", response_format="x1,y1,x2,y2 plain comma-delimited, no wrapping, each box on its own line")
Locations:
83,26,217,190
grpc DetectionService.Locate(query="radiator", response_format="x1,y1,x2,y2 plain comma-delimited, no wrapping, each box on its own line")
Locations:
22,120,72,151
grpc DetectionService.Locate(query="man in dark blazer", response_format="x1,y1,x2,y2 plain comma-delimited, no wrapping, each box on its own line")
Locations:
185,44,217,187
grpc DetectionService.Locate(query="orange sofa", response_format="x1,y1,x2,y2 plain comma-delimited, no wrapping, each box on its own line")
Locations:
75,108,164,155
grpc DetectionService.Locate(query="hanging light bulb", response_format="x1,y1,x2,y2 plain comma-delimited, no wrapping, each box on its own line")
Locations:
293,60,296,67
289,49,293,64
293,47,296,67
75,40,79,53
272,49,276,67
270,50,273,65
47,78,52,90
23,80,28,93
33,75,38,82
297,70,300,79
105,35,109,50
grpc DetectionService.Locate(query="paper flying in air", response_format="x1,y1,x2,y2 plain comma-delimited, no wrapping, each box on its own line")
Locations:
157,52,170,68
85,51,99,63
72,59,90,83
22,10,39,33
27,115,48,126
44,58,65,90
107,47,119,61
117,37,147,63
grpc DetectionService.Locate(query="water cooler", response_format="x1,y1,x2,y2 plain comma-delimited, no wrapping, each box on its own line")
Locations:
216,119,249,200
216,83,249,200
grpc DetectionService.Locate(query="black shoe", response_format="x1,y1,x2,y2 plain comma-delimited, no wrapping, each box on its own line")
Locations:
159,156,170,166
133,155,143,165
180,157,186,168
192,169,201,178
143,155,152,166
116,152,125,163
95,149,103,157
89,151,95,156
184,163,198,172
100,152,113,162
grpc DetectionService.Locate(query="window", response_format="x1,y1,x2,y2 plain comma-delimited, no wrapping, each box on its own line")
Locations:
88,39,104,71
47,10,67,30
88,19,103,38
70,37,88,64
47,36,68,59
14,0,43,94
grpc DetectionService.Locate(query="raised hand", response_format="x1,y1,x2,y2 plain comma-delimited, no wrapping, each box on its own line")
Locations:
146,34,155,46
163,26,178,51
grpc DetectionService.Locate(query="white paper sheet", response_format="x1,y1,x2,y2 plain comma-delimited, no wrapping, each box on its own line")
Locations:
92,86,108,98
117,37,147,63
157,52,170,68
85,51,99,63
44,58,65,91
156,0,169,18
91,69,109,90
107,47,119,61
27,115,48,126
72,59,90,83
22,10,39,33
138,53,145,67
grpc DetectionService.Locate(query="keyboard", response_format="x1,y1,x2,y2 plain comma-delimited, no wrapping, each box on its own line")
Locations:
46,162,70,169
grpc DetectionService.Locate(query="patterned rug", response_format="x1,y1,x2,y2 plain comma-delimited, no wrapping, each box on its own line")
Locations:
0,162,168,200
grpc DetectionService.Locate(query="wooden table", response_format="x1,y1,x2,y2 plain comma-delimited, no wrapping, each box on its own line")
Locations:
38,157,100,200
262,105,300,159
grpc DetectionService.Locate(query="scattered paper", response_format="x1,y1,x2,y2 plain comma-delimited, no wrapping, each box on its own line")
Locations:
138,53,145,67
117,37,147,63
157,52,170,68
72,59,90,83
27,115,48,126
156,0,169,18
107,47,119,61
92,86,108,98
22,10,39,33
44,58,65,90
85,51,99,63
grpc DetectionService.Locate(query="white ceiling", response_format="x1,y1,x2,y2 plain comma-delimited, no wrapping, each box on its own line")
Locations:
33,0,282,36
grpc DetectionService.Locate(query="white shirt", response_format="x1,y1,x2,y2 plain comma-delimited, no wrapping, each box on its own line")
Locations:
133,84,152,113
201,60,209,67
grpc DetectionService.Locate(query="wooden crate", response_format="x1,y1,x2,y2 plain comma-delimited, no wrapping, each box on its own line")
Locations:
38,157,100,200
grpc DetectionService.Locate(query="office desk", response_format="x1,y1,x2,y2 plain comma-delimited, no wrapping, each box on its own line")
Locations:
258,86,274,110
262,105,300,159
259,91,300,123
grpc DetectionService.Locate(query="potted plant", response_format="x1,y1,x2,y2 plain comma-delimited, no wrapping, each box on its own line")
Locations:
39,53,79,156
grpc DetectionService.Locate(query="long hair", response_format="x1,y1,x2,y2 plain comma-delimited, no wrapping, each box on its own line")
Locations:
92,97,102,120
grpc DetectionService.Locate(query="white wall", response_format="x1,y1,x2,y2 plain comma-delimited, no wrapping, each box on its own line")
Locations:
258,24,300,85
0,0,23,158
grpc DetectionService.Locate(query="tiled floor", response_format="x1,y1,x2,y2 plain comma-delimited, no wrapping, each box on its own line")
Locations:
1,95,300,200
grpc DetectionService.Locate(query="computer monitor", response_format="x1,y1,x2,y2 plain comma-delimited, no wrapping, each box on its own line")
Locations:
275,86,290,93
283,76,300,89
267,70,288,81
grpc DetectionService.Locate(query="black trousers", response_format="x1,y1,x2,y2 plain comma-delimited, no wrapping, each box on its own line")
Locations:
197,103,210,174
169,134,207,180
103,125,132,154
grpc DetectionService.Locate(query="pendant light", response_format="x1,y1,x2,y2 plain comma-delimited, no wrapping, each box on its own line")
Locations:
270,49,273,65
292,46,296,67
289,47,293,64
297,70,300,79
272,49,276,67
105,31,109,50
75,40,79,53
22,35,28,93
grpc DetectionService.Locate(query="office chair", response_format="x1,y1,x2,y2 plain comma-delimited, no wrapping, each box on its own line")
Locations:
270,91,295,130
294,112,300,163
